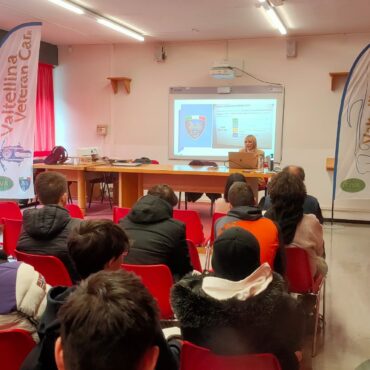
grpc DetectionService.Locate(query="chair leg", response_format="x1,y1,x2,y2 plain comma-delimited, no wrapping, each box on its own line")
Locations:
178,192,182,209
100,182,105,203
312,293,321,357
185,193,188,210
105,174,113,209
88,182,95,208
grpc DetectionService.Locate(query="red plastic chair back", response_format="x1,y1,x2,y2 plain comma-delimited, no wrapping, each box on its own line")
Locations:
113,206,131,224
180,341,282,370
0,201,22,221
187,239,202,272
173,209,204,246
2,218,23,257
65,204,84,219
209,212,227,245
285,246,316,294
15,251,73,287
121,264,174,319
0,329,36,370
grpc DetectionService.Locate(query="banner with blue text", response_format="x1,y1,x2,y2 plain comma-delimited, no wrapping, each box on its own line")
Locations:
334,44,370,200
0,22,41,199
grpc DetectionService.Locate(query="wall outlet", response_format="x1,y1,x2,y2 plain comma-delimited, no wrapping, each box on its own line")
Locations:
97,124,108,136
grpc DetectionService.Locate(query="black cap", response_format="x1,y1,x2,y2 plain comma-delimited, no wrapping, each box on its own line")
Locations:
212,227,260,281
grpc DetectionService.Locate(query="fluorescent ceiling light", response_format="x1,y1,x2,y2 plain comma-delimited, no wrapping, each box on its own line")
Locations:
48,0,84,15
97,18,145,42
260,1,287,35
265,7,287,35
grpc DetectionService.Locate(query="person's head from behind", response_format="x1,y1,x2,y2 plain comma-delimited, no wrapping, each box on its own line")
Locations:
224,173,246,202
212,227,260,281
147,184,178,207
68,220,130,279
244,134,257,152
35,171,67,206
268,171,306,212
283,165,305,182
228,181,255,208
55,270,159,370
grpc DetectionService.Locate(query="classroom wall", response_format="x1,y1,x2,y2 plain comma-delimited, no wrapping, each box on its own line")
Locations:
54,33,370,220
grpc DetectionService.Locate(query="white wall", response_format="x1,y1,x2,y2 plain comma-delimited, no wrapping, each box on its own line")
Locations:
54,34,370,220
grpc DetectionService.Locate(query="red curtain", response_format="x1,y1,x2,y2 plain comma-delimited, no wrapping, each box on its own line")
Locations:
34,63,55,151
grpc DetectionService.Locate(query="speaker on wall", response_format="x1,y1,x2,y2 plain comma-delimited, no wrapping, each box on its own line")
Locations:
286,39,297,58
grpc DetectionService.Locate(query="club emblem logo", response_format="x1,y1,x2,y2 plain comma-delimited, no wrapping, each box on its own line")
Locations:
185,115,206,140
19,177,31,192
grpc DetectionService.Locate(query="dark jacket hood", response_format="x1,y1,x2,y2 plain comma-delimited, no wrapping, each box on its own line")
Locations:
228,206,262,221
128,195,173,224
22,205,71,239
171,272,286,329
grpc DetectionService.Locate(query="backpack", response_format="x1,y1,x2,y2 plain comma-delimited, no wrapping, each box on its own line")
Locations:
44,146,68,165
133,157,152,164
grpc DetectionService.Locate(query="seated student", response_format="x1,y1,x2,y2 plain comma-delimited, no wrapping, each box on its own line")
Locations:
171,227,304,370
21,220,177,370
0,251,49,342
120,184,193,281
214,173,247,214
54,270,160,370
17,172,81,282
264,171,327,277
260,165,324,224
215,181,284,275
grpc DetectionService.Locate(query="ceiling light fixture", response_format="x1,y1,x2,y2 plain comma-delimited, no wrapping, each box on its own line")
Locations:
47,0,145,41
258,0,287,35
97,18,144,42
48,0,84,15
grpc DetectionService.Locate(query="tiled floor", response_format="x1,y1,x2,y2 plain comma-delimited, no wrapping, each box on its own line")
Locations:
86,201,370,370
307,223,370,370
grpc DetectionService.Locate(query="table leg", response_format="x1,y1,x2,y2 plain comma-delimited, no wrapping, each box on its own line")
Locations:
119,173,143,208
77,170,87,215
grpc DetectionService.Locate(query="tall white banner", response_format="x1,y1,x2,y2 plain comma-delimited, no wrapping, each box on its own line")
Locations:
334,44,370,200
0,22,41,199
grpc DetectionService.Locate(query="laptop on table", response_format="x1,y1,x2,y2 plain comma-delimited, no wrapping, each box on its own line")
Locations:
228,152,259,169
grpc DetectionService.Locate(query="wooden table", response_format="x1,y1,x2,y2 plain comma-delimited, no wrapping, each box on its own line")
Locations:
86,164,273,208
33,163,89,214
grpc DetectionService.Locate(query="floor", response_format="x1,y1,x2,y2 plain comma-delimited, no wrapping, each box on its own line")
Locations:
85,200,370,370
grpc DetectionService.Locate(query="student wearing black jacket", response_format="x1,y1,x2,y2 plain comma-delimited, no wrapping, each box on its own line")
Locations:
120,185,193,281
21,220,178,370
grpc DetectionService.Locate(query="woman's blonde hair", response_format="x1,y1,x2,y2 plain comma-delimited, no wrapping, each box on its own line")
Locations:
244,135,257,150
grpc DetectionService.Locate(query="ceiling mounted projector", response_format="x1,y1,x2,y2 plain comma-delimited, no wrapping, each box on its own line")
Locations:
209,62,235,80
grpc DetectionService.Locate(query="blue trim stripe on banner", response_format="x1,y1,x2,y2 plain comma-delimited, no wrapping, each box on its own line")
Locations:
0,22,42,48
332,43,370,201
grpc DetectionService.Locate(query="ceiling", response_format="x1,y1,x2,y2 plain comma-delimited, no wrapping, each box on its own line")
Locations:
0,0,370,45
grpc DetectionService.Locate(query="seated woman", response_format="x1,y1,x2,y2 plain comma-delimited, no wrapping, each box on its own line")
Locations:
0,251,49,342
239,134,265,157
214,173,247,214
171,227,305,370
264,171,328,277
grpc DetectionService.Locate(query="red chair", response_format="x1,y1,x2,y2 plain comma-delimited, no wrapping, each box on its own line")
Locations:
187,239,202,272
173,209,204,247
65,204,84,219
285,246,326,357
0,329,36,370
113,206,131,224
2,218,23,257
121,264,174,320
0,201,22,221
15,251,73,287
180,341,282,370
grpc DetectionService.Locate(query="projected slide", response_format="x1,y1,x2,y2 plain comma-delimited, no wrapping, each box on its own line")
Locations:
174,99,276,158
